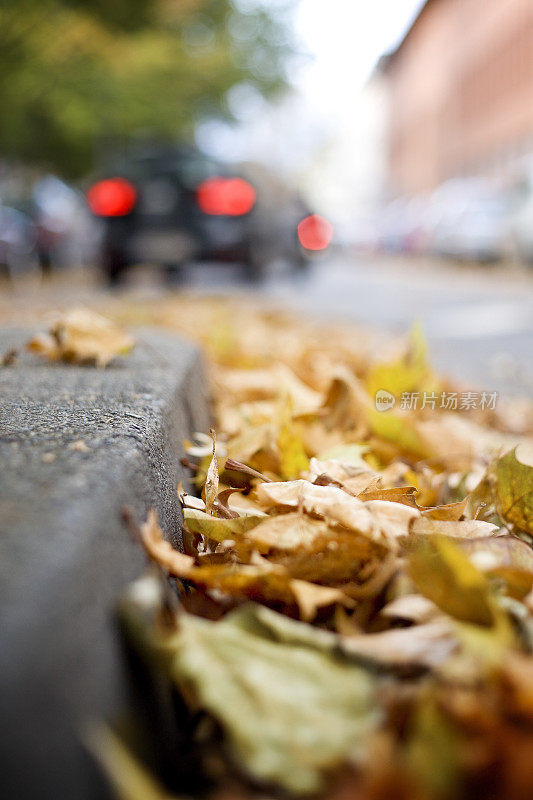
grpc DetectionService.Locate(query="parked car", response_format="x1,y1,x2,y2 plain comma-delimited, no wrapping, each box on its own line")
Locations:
427,179,517,262
86,145,323,283
0,204,36,277
0,169,96,276
502,173,533,265
431,196,510,262
31,175,97,273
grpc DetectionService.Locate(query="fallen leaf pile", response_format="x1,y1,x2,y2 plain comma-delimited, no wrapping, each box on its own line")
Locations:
103,297,533,800
27,307,135,366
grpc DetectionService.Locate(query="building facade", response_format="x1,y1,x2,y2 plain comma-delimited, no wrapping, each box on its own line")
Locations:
382,0,533,196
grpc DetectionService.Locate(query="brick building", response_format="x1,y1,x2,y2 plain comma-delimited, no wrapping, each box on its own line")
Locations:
380,0,533,196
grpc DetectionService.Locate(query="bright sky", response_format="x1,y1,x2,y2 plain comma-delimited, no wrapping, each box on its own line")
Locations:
294,0,426,110
289,1,427,220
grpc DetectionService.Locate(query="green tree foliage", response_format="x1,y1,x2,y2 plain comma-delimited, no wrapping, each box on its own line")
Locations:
0,0,296,176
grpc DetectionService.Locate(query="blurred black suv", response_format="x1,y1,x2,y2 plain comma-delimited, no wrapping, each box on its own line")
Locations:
86,145,332,284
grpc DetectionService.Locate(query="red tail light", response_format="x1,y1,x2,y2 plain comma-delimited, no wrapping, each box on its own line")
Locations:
297,214,334,250
86,178,137,217
196,177,256,216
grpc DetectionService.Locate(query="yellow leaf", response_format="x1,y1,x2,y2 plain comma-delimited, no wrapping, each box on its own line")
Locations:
370,408,432,459
277,395,309,480
405,697,461,800
409,537,497,626
366,321,433,401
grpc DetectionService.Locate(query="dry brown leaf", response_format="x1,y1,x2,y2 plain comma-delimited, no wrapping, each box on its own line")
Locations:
381,593,440,623
290,579,355,621
358,486,418,506
142,510,354,619
215,363,321,415
244,512,330,553
341,620,457,669
269,535,377,584
27,331,62,361
420,498,468,521
27,308,134,366
306,458,380,493
256,480,419,546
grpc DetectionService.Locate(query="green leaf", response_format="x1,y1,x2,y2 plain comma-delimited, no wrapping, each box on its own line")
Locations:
405,697,461,800
491,447,533,535
183,508,266,542
316,443,369,467
164,604,378,794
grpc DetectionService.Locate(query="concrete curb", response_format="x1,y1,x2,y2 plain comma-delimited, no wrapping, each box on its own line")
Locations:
0,328,210,799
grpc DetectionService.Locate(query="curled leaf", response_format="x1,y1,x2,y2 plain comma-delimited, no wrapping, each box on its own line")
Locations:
204,429,219,515
141,510,194,575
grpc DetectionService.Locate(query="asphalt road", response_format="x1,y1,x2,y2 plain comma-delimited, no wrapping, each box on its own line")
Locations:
278,255,533,397
179,253,533,398
1,254,532,398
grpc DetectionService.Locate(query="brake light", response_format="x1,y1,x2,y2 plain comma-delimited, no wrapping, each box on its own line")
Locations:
297,214,333,250
197,177,256,216
86,178,137,217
